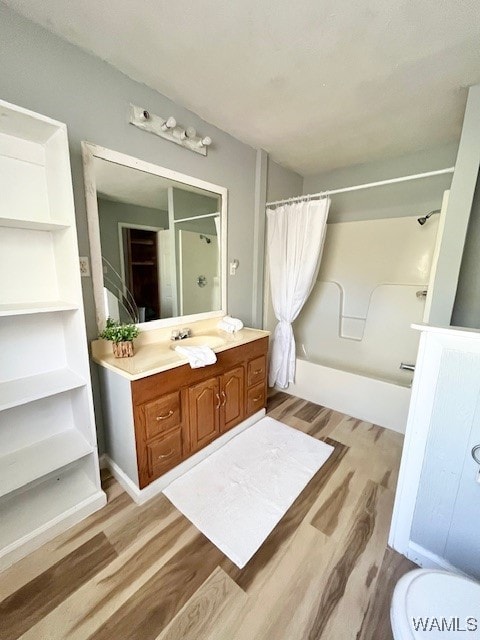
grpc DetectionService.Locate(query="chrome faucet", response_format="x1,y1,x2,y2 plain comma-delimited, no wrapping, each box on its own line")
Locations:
170,328,192,341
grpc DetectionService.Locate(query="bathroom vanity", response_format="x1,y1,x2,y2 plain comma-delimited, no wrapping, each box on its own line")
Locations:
92,320,269,502
84,142,269,503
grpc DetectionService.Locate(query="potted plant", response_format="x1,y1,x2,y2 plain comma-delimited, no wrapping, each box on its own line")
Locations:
99,317,140,358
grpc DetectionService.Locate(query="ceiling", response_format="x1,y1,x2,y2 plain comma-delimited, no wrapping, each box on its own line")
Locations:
5,0,480,175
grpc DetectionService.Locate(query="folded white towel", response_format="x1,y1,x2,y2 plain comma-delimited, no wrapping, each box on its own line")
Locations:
175,345,217,369
218,315,244,334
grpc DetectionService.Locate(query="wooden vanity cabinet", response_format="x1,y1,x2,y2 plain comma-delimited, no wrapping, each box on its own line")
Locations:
131,337,268,488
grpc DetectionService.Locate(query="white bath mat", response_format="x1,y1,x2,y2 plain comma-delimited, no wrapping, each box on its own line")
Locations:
163,416,334,568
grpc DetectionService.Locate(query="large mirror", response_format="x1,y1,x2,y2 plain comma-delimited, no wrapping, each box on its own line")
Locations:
82,143,227,331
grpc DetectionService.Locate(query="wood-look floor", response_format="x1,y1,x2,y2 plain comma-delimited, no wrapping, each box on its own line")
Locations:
0,392,416,640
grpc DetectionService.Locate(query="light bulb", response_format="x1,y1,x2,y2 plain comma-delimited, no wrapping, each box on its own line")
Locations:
173,127,186,140
161,116,176,131
186,126,197,139
200,136,212,147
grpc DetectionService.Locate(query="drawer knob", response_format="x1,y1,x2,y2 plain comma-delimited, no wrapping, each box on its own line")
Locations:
156,410,174,421
253,369,262,375
157,449,174,460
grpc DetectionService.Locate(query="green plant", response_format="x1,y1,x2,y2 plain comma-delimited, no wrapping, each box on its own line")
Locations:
99,317,140,343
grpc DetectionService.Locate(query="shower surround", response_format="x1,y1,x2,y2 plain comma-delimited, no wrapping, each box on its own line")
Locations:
270,203,446,433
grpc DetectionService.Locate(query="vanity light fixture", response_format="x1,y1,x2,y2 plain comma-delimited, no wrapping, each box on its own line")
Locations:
129,104,212,156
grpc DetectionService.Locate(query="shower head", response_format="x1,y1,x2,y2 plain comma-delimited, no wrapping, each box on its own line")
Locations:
417,209,440,225
199,234,211,244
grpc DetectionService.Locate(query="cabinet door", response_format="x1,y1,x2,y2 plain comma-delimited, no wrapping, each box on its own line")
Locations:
188,376,220,452
220,366,245,433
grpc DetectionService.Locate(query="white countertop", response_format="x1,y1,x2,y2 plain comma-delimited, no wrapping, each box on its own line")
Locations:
91,321,269,381
412,323,480,338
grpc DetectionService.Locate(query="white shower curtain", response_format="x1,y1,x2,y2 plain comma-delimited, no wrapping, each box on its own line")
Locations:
267,198,330,388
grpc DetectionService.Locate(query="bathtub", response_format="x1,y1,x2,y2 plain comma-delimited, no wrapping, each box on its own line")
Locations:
286,356,411,434
264,213,443,434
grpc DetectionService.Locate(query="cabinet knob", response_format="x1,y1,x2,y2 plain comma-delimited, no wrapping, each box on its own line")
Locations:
253,369,262,375
156,410,174,421
215,393,221,409
253,395,262,402
221,391,227,406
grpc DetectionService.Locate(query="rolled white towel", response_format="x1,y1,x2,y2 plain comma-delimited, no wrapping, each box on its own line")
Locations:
175,345,217,369
217,320,236,333
218,315,244,333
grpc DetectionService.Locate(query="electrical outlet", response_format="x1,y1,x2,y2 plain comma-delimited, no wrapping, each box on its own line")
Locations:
79,256,90,277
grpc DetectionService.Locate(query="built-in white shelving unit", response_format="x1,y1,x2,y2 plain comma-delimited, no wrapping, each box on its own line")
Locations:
0,99,106,571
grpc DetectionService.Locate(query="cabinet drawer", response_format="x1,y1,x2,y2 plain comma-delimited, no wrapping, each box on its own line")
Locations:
247,355,267,387
247,381,266,415
144,391,181,440
147,430,183,477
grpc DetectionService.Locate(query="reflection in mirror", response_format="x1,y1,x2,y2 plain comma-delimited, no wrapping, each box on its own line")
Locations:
82,143,227,330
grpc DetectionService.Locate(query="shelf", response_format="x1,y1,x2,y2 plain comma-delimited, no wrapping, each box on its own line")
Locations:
0,301,78,317
0,461,99,553
0,430,94,499
0,99,103,569
0,369,86,411
131,239,155,246
0,217,69,231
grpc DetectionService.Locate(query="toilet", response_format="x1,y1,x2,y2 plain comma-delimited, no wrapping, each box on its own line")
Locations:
391,569,480,638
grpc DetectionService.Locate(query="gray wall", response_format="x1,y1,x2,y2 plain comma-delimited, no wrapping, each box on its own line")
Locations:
303,143,458,223
431,84,480,327
0,5,258,331
303,136,480,330
267,157,304,202
0,4,258,452
98,198,168,276
452,171,480,328
171,188,219,220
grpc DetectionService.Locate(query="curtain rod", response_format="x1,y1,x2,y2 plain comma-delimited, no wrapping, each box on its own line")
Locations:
265,166,455,207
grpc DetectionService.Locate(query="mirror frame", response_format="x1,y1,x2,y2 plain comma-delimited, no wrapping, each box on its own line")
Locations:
81,142,228,332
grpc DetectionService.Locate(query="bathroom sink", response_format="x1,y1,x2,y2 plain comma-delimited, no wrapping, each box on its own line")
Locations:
170,335,225,350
